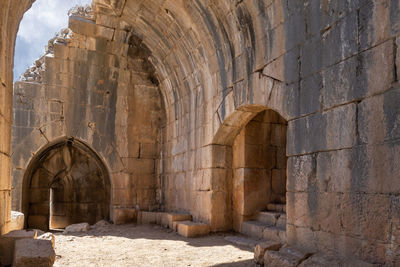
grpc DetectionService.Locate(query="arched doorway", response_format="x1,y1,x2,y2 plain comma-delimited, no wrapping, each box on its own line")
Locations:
21,137,111,230
211,106,288,241
232,109,287,242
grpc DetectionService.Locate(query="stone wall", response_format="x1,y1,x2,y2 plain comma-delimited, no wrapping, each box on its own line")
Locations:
0,0,34,234
12,12,166,225
3,0,400,264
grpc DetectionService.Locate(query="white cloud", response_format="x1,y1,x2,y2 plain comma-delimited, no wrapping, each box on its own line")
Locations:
14,0,92,81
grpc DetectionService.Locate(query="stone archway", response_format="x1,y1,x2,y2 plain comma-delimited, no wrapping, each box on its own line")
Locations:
21,137,111,230
231,109,287,242
210,105,288,240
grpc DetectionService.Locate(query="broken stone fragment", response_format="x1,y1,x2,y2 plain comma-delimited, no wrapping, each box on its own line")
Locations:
63,222,90,234
254,241,282,264
13,239,55,267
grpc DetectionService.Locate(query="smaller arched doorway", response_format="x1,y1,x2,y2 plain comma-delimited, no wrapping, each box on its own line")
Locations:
211,105,288,241
231,109,287,235
21,137,111,230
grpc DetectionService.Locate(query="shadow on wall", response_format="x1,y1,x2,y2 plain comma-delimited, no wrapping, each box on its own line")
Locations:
21,137,111,231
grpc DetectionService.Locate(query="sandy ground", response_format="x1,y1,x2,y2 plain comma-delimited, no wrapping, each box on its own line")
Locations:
53,224,255,267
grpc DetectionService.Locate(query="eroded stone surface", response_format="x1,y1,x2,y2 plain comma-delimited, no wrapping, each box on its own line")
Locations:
13,239,55,267
0,230,38,266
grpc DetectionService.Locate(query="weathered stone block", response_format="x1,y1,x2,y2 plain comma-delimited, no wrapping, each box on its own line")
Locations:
287,104,356,155
13,239,55,267
69,16,97,37
162,213,192,229
138,211,162,225
96,25,115,40
177,221,210,238
287,154,316,193
0,230,37,266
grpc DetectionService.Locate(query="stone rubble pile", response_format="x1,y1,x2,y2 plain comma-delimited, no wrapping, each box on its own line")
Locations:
68,4,94,20
19,28,72,83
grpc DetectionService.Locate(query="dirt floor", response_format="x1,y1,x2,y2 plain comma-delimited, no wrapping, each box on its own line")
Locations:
53,224,255,267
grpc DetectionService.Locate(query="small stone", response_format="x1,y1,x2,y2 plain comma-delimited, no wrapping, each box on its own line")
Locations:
63,223,90,234
94,220,110,227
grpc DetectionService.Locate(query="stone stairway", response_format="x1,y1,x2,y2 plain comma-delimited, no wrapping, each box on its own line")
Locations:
138,211,210,238
240,203,287,243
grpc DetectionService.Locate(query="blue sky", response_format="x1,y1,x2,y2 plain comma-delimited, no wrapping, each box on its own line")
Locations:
14,0,92,81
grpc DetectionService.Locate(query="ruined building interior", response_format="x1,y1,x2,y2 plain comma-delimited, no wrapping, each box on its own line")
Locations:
1,0,400,266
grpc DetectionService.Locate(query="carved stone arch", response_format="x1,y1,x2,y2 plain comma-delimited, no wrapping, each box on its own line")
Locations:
21,136,111,230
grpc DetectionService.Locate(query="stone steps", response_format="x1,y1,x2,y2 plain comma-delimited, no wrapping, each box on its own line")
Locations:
138,211,210,238
240,204,287,243
257,211,286,228
241,220,286,243
266,203,286,213
224,235,259,249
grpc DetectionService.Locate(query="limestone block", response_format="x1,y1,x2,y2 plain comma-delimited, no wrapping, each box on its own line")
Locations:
69,16,97,37
287,104,356,156
8,211,24,232
13,239,55,267
37,233,55,248
160,213,192,229
0,230,38,266
112,208,136,225
139,211,162,225
177,221,210,238
63,223,90,234
96,25,115,40
241,221,265,239
254,241,282,264
96,14,119,28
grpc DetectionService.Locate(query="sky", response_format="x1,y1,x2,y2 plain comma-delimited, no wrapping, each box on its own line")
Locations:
13,0,92,81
